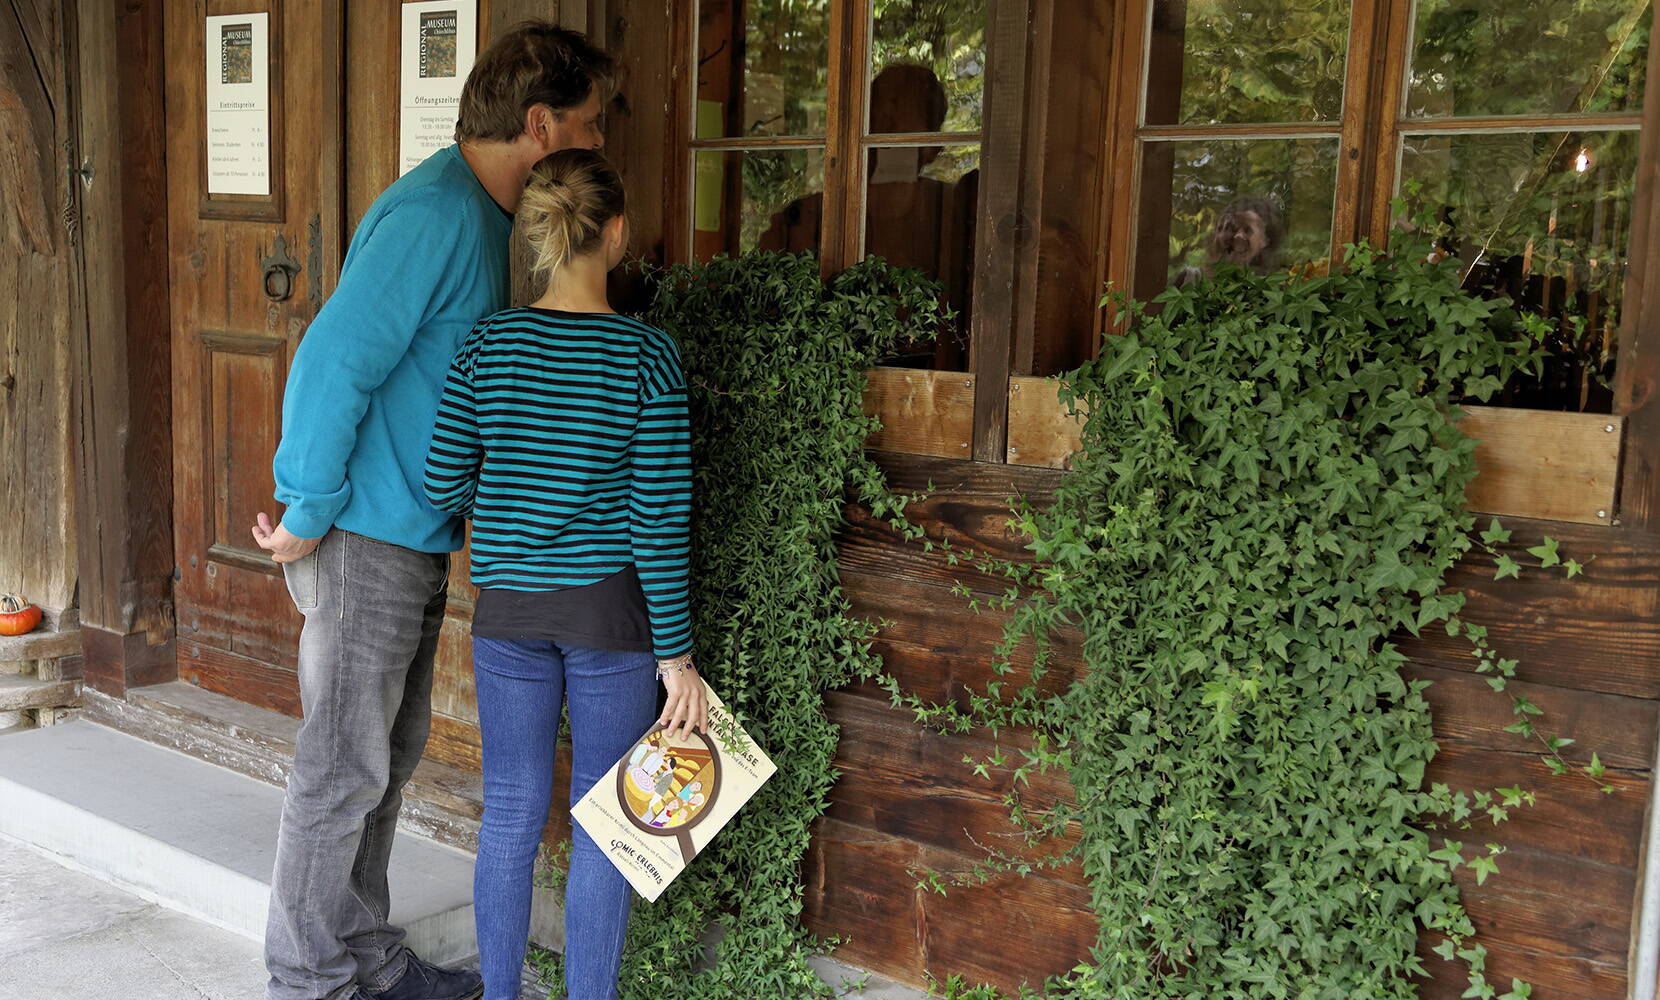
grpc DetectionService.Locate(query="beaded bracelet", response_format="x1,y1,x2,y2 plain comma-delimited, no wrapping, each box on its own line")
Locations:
655,654,694,680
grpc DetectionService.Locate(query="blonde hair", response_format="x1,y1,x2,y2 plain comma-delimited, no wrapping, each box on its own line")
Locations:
519,149,627,279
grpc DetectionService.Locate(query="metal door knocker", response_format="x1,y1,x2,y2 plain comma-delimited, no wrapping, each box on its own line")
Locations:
260,234,301,302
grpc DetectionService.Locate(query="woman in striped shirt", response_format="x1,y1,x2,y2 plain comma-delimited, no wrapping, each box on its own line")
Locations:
423,148,706,1000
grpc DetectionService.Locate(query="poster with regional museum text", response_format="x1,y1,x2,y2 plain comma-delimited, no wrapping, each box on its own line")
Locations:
399,1,478,175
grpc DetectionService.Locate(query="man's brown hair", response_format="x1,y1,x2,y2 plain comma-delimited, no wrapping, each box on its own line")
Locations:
455,22,614,143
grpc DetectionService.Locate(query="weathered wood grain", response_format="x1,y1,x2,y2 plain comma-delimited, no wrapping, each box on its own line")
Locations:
1,1,76,615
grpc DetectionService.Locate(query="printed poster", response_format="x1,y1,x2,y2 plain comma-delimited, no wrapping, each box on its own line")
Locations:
204,13,271,195
571,681,777,902
400,1,478,175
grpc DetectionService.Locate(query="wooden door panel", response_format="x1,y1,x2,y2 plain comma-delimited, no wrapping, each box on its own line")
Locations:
203,332,288,569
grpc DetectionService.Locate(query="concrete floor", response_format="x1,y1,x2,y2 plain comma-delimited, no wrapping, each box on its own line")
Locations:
0,835,268,1000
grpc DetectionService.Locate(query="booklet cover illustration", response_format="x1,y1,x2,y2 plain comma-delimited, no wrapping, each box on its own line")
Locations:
571,681,776,901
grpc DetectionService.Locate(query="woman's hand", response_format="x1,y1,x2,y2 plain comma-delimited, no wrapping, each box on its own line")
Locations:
657,660,708,741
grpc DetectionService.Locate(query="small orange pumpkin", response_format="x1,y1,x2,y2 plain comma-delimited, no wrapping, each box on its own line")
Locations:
0,594,42,637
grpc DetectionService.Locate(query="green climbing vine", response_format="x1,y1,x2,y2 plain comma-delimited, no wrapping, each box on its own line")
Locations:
896,235,1606,1000
528,251,938,1000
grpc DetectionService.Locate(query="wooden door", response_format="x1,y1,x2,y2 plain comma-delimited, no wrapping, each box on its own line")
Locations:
165,0,342,710
164,0,537,784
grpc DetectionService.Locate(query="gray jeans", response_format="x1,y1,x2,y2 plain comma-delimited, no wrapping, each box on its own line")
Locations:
265,529,450,1000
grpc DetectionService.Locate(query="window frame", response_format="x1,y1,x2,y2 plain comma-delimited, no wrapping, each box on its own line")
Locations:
667,0,1029,460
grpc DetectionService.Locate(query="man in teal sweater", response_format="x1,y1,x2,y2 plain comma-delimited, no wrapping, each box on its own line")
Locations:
252,24,612,1000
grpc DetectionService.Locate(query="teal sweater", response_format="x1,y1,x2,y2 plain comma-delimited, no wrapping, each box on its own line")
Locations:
423,309,693,658
273,146,512,551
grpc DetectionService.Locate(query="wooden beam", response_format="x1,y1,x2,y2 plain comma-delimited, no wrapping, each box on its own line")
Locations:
70,0,178,695
966,0,1032,463
1613,19,1660,530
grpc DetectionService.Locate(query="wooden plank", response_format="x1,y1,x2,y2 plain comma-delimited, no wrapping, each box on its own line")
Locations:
1427,745,1647,870
1460,407,1622,525
841,568,1083,707
825,690,1082,878
837,452,1060,595
997,376,1624,526
1004,374,1084,468
1406,662,1658,770
1398,520,1660,700
803,817,1097,994
1416,846,1632,1000
863,368,975,459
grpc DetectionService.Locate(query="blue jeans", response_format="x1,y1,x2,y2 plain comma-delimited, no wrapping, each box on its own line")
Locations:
472,638,658,1000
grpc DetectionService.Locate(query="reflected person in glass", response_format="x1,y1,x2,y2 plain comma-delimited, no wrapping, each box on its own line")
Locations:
1176,197,1285,287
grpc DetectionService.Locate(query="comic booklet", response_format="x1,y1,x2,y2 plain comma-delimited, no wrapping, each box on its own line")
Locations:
570,680,777,901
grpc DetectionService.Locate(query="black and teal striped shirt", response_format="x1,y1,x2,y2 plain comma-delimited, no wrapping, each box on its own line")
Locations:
423,307,692,658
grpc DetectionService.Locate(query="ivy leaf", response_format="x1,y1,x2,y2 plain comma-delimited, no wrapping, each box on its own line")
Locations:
1525,537,1560,568
1493,555,1521,580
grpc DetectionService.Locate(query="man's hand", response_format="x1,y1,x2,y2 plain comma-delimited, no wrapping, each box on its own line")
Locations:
252,512,321,564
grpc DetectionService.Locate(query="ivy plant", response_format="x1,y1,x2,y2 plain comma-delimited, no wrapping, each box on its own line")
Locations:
900,237,1610,1000
526,251,939,1000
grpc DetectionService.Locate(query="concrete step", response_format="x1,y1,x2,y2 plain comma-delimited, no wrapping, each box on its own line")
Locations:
0,720,477,965
84,681,483,852
0,674,80,712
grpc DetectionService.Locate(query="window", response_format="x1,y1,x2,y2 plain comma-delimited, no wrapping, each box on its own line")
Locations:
1390,0,1649,412
686,0,989,369
1116,0,1652,413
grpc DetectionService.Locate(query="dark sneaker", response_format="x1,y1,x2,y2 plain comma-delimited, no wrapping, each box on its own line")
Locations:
366,954,484,1000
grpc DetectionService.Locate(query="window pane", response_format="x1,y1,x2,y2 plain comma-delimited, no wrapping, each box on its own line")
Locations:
697,0,830,138
696,148,826,260
864,145,980,369
1408,0,1650,119
1398,130,1640,411
869,0,987,134
1144,0,1350,126
1134,138,1339,299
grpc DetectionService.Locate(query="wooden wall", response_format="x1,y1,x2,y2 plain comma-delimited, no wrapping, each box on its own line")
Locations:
805,450,1660,999
0,2,78,614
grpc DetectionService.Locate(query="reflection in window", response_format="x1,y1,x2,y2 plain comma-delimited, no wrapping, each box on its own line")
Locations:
870,0,987,134
1409,0,1650,118
1135,138,1339,299
1145,0,1350,127
864,144,980,368
697,0,830,138
696,149,826,260
1399,131,1639,411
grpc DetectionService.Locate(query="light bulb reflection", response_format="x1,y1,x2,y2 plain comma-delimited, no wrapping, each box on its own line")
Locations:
1574,148,1593,173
